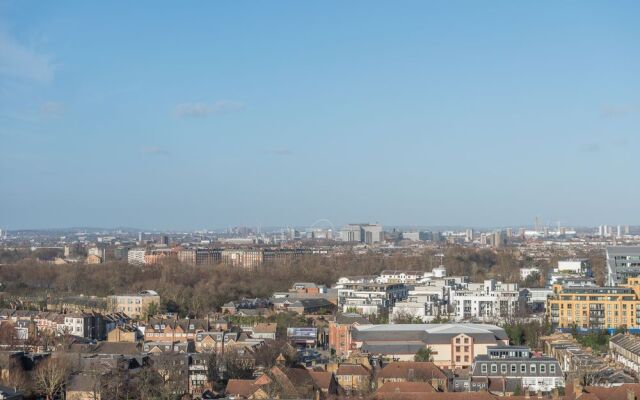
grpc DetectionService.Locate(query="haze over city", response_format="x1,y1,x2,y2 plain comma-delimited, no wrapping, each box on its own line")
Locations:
2,1,640,230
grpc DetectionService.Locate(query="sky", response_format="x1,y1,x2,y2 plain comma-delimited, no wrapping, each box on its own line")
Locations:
1,1,639,230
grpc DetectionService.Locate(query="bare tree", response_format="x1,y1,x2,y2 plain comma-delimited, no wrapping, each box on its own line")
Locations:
34,355,71,400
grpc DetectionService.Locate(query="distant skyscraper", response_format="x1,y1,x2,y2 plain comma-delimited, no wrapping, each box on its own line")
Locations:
625,225,631,235
159,235,169,245
617,225,622,238
138,232,144,242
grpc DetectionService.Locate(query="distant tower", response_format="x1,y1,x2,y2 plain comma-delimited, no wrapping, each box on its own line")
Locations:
617,225,622,238
138,232,143,242
534,216,540,232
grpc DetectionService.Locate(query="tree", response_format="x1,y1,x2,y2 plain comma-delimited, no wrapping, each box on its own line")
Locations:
34,355,71,400
393,311,424,324
145,301,159,319
414,347,434,362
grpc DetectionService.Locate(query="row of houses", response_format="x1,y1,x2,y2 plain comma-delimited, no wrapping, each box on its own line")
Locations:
0,308,129,341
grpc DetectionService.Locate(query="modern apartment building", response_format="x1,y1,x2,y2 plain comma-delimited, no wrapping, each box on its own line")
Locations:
607,246,640,285
338,282,408,316
450,279,524,322
547,278,640,332
107,290,160,319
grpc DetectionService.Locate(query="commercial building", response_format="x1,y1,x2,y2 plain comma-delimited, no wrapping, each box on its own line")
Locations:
607,246,640,285
351,323,509,368
338,223,383,244
107,290,160,319
469,345,564,393
547,278,640,332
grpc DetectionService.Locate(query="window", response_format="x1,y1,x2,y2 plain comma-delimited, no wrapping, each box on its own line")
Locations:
540,364,546,373
501,364,507,373
481,364,487,373
456,338,461,344
456,346,461,352
456,356,461,362
521,364,526,373
464,346,470,352
464,338,469,344
511,364,517,373
491,364,497,373
550,365,556,373
464,355,469,362
530,364,536,373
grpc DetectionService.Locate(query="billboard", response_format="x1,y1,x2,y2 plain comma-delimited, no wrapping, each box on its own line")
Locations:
287,327,317,339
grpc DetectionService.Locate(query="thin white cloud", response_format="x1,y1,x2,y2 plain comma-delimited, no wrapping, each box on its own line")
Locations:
579,143,601,153
141,146,169,156
0,29,54,83
174,100,245,118
601,105,635,117
40,101,64,116
272,148,293,156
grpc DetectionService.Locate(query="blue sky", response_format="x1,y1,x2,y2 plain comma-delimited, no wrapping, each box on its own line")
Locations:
1,1,639,230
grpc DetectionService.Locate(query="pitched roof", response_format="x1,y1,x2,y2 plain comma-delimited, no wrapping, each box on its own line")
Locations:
378,362,447,380
308,371,334,390
226,379,260,397
336,364,370,376
375,392,497,400
583,384,640,400
376,381,435,394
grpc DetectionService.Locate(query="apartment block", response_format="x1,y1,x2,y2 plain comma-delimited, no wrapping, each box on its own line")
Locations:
547,278,640,332
107,290,160,319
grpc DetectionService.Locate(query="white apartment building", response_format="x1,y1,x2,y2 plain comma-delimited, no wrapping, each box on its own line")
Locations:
450,279,523,322
378,266,447,284
127,248,147,265
338,282,408,316
391,284,447,322
520,267,540,281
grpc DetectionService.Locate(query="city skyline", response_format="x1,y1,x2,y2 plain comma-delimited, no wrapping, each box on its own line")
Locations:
2,1,640,229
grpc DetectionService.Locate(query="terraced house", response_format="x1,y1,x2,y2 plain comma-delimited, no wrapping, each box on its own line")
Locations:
547,278,640,332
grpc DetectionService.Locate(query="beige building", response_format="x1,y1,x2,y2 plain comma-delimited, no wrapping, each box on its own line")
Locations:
221,249,263,268
107,326,138,342
351,323,509,369
107,290,160,319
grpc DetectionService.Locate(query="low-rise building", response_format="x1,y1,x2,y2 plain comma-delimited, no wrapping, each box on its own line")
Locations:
352,323,509,368
469,345,564,394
